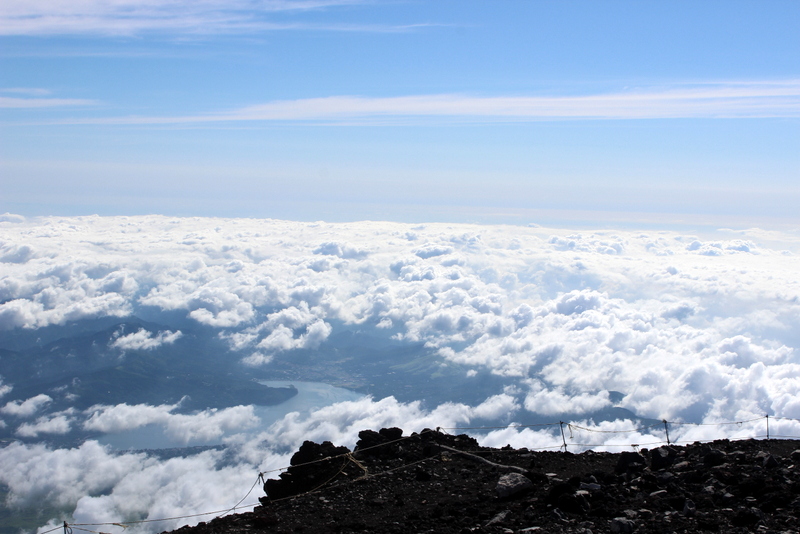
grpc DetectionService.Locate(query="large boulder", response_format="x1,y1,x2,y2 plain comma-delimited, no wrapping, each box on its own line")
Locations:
355,427,405,458
702,448,727,467
616,451,646,474
264,440,351,500
650,446,678,470
496,472,534,499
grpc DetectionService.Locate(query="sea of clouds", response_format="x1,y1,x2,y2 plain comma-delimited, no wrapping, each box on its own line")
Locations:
1,214,799,533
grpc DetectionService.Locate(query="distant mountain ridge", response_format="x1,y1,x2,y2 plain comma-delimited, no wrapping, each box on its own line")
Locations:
0,318,297,443
0,315,653,447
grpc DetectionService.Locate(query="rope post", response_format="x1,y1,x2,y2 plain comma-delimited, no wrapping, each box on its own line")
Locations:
766,414,770,440
559,421,568,452
663,419,670,445
63,522,69,534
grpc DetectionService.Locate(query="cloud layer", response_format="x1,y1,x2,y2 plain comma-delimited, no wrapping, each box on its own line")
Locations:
1,215,798,425
1,215,799,532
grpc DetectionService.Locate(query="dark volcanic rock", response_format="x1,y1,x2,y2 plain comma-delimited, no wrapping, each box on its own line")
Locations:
166,433,800,534
263,440,351,500
650,445,677,470
703,447,727,467
495,472,534,498
615,450,646,474
353,427,404,459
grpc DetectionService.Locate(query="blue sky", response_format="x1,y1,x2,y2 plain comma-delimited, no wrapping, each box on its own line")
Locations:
1,1,798,226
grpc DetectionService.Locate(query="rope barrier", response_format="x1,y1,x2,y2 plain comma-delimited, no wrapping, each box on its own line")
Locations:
770,416,800,423
438,422,560,431
71,527,113,534
555,441,669,449
346,452,369,476
445,413,786,451
567,421,663,434
213,472,264,520
70,429,435,530
52,415,799,533
87,438,443,534
667,415,765,427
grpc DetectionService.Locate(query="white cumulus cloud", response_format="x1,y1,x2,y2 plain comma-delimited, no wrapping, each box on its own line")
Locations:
110,328,183,351
1,394,52,418
1,216,799,425
84,403,260,445
16,410,75,437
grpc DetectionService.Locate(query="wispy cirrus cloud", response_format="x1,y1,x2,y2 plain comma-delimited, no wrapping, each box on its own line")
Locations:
1,87,51,96
227,81,800,121
51,81,800,125
0,96,98,108
0,0,422,37
0,87,97,108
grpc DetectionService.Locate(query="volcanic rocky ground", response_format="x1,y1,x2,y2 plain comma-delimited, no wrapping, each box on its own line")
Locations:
166,429,800,534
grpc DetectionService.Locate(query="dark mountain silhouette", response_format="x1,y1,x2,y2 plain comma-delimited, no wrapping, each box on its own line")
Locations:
0,318,297,422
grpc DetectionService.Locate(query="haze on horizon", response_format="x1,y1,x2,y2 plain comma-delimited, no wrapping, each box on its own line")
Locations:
1,0,798,227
